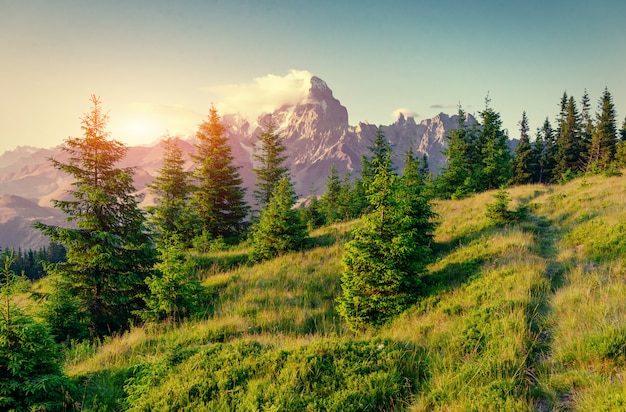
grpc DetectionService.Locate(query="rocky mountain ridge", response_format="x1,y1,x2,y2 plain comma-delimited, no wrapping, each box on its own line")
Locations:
1,75,479,249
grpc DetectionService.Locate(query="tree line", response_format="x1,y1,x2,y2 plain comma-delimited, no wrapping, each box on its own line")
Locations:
1,243,66,280
436,88,626,199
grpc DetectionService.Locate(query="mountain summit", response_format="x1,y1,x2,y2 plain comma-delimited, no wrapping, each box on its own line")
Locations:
0,74,476,249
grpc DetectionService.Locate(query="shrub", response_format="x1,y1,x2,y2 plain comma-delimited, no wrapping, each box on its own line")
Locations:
142,243,203,323
1,251,75,410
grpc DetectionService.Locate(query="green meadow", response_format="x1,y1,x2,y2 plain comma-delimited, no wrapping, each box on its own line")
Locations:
42,173,626,410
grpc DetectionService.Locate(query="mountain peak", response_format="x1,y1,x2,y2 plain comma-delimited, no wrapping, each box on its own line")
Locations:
307,75,336,104
310,76,330,93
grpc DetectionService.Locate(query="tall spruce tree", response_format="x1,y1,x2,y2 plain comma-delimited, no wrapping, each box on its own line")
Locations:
588,87,618,171
477,97,512,190
401,148,437,248
191,106,248,240
436,107,478,198
147,135,195,245
34,95,155,336
511,111,536,185
358,128,391,205
555,93,583,178
337,141,432,330
251,178,308,261
534,118,557,183
320,164,343,224
252,118,289,211
580,89,594,166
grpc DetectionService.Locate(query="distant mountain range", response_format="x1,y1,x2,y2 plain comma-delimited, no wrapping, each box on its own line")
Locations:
0,75,514,250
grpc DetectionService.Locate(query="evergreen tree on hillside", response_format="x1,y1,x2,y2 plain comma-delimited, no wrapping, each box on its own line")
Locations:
511,111,536,185
533,118,557,183
191,107,248,240
588,87,618,171
350,159,371,216
34,95,155,336
341,172,367,220
299,194,324,230
401,148,437,248
477,97,512,190
338,130,434,330
418,153,431,178
253,118,289,211
147,135,195,245
1,251,74,410
617,117,626,167
555,93,583,178
359,129,392,202
580,89,594,166
319,164,343,224
251,178,308,261
142,242,203,323
436,107,478,198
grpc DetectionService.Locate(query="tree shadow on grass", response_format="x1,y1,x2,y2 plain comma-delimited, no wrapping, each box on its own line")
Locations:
424,224,500,295
71,367,134,411
192,251,251,274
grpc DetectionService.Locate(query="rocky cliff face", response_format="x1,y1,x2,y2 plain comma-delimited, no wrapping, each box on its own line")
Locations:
0,74,479,248
233,76,473,196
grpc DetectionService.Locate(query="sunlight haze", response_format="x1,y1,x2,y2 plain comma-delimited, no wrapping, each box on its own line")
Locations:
1,0,625,153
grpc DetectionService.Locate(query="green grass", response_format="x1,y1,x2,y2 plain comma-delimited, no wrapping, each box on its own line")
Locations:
29,172,626,410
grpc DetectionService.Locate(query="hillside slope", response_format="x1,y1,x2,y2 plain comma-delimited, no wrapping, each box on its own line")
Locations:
59,172,626,410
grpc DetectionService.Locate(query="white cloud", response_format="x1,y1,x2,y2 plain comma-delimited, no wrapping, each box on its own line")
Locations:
391,108,418,120
204,69,313,120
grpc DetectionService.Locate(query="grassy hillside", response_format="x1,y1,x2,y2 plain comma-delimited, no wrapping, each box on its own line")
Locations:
61,173,626,410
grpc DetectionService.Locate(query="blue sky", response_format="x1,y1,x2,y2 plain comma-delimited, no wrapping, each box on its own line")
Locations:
1,0,625,154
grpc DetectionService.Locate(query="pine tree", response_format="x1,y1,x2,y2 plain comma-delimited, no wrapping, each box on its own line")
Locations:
341,172,366,220
350,160,371,216
436,107,478,198
147,135,195,245
533,118,557,183
320,164,343,224
191,106,248,240
142,242,202,323
580,89,594,166
299,194,325,231
337,146,431,330
401,148,437,249
555,93,583,178
1,250,75,410
252,118,289,211
37,273,90,344
588,87,618,171
251,178,308,261
34,95,156,335
477,97,512,190
357,128,392,208
617,117,626,167
511,111,536,185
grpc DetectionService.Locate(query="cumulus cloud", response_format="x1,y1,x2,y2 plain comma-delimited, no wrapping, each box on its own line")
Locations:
391,108,419,120
205,69,314,121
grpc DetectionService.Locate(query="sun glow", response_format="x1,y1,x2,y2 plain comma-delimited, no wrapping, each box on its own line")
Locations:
120,118,161,145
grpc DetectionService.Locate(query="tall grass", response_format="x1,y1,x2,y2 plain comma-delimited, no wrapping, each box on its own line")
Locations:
54,172,626,410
